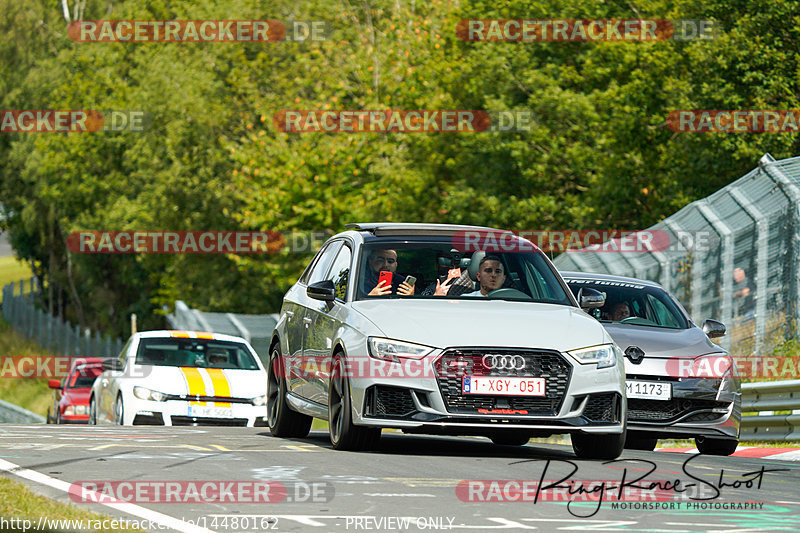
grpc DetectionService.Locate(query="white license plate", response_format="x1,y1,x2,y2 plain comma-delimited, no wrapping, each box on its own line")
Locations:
462,376,545,396
625,380,672,400
187,405,234,418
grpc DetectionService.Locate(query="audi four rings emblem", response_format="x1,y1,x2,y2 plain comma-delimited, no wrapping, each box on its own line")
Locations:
482,354,526,370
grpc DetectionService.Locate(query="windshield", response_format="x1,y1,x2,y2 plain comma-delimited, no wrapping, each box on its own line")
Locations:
564,278,689,329
68,364,103,388
356,241,573,305
135,338,260,370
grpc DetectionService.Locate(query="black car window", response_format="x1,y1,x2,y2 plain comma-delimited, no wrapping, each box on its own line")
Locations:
68,365,103,388
565,279,688,329
136,338,259,369
327,245,352,301
305,240,343,286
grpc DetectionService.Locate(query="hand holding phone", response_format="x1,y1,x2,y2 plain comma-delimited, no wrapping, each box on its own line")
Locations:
378,271,393,287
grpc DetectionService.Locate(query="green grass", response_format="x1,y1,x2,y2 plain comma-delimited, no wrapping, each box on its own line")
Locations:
0,319,54,417
0,477,143,532
0,256,32,303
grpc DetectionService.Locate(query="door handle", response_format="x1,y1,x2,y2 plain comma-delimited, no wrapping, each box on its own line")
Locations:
286,311,294,318
303,317,313,324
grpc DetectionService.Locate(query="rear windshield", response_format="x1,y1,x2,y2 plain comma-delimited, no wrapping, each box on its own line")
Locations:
135,338,260,370
565,278,689,329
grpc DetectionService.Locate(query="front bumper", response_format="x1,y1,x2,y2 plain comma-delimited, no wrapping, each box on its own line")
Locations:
624,375,741,439
348,347,626,436
122,396,268,427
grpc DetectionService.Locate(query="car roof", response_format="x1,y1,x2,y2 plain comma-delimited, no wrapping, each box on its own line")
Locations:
134,329,249,344
69,357,105,369
559,270,664,289
344,222,503,237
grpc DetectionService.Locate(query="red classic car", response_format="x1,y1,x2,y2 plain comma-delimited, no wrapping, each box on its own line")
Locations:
47,358,104,424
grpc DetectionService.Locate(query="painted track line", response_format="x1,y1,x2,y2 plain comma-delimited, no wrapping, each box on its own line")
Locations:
657,447,800,461
0,458,216,533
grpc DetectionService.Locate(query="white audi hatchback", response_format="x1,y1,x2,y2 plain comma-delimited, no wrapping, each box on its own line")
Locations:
269,223,627,458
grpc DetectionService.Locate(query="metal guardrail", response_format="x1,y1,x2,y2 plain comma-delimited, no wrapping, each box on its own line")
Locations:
740,379,800,441
0,398,45,424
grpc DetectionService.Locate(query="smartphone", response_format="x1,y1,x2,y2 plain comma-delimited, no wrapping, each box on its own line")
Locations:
448,268,461,279
378,270,393,288
404,275,417,287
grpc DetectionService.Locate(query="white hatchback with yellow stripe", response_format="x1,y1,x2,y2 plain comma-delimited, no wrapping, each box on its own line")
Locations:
89,330,268,426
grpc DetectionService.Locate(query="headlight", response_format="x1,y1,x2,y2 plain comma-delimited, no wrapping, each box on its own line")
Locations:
251,395,267,406
567,344,618,369
133,386,167,402
73,405,88,415
368,337,435,361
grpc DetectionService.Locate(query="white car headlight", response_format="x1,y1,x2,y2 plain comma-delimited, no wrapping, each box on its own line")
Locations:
368,337,434,361
251,395,267,406
567,344,618,369
133,386,167,402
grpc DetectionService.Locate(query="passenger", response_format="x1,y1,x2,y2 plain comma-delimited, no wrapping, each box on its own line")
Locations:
365,249,415,296
610,302,631,321
462,255,506,297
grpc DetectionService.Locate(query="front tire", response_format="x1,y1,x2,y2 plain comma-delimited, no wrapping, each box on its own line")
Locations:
267,346,312,438
696,437,738,456
89,397,97,425
328,354,380,451
114,395,124,425
572,428,626,460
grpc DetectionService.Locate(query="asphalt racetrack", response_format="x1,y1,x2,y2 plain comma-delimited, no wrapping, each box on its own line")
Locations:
1,425,799,532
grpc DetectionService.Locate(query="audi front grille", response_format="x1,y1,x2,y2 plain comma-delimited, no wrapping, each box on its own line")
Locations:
433,348,572,416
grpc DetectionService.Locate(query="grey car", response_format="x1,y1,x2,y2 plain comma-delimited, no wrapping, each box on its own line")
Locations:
268,223,627,459
563,272,741,455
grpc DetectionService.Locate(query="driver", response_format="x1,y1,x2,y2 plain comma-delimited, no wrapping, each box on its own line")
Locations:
463,255,506,297
610,302,631,321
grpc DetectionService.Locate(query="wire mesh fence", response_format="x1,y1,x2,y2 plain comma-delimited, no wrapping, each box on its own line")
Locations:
555,153,800,358
2,278,125,357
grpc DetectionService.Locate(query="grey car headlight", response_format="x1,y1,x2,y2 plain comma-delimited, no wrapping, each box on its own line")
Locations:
368,337,434,361
133,386,167,402
567,344,618,369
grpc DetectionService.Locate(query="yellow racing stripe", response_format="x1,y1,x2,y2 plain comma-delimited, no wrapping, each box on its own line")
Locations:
180,367,206,406
206,368,231,407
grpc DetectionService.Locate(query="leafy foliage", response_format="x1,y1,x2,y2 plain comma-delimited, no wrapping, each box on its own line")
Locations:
2,0,799,335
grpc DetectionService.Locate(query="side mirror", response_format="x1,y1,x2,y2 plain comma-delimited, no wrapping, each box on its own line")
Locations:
48,379,61,389
702,319,726,339
307,280,336,302
102,358,123,372
578,287,605,310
